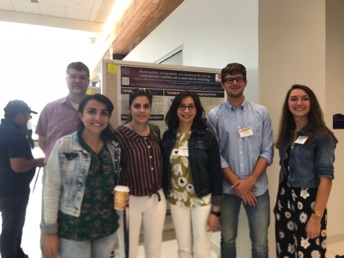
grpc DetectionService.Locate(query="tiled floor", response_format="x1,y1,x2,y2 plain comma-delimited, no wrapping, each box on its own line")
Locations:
327,241,344,258
0,147,343,257
136,240,218,258
2,193,344,258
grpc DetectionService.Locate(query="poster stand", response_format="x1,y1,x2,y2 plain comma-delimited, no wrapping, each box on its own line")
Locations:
101,59,224,130
101,59,224,240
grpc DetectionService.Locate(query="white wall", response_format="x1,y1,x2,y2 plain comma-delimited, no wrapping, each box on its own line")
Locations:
125,0,344,256
0,22,98,128
125,1,259,257
259,0,326,255
325,0,344,239
260,0,344,249
125,0,259,103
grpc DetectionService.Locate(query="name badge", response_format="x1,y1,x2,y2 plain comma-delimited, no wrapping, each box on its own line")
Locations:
295,135,308,144
178,146,189,157
239,128,253,138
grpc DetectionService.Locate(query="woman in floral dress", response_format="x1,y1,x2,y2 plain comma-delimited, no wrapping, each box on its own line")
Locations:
274,84,337,258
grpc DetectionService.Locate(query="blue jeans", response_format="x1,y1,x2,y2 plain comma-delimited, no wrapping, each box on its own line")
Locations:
0,194,29,258
59,232,116,258
220,190,270,258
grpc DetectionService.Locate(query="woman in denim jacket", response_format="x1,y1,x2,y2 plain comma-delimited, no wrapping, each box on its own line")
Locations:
162,91,223,258
42,94,122,258
274,85,337,258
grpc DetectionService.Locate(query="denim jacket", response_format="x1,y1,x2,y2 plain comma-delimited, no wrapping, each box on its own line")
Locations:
41,132,121,234
279,128,336,188
161,127,223,206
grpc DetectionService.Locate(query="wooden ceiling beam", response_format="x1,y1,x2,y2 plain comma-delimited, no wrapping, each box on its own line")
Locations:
91,0,183,80
111,0,183,54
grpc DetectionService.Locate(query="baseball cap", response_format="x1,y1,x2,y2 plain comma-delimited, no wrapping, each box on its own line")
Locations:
4,100,38,116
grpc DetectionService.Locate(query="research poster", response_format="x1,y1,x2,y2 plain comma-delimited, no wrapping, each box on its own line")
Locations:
102,59,224,231
118,65,224,131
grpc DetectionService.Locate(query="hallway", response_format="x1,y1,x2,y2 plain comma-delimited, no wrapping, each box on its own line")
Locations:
0,147,343,257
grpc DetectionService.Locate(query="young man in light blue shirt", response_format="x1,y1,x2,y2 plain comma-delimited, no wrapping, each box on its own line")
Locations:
207,63,274,258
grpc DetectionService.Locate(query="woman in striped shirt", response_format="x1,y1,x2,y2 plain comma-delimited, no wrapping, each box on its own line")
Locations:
114,88,166,258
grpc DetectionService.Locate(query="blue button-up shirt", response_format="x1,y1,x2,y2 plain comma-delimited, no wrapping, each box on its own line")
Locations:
207,99,274,196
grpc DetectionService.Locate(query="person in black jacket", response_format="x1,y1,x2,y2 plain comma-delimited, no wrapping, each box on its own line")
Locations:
0,100,45,258
161,91,223,258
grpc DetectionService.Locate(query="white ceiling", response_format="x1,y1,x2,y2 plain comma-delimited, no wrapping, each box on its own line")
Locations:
0,0,116,34
0,0,183,75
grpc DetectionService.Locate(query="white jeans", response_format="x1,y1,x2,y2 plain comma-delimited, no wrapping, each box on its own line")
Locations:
117,189,166,258
169,203,212,258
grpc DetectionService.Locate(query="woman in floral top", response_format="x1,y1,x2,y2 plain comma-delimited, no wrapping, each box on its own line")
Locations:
162,91,223,258
42,94,122,258
274,85,337,258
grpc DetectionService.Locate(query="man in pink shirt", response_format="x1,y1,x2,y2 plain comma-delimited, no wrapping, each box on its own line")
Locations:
35,61,89,258
36,61,90,161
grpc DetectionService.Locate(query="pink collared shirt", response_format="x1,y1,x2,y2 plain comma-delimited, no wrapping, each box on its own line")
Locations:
35,96,80,162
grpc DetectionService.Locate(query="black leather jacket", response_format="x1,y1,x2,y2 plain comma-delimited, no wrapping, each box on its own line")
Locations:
161,127,223,206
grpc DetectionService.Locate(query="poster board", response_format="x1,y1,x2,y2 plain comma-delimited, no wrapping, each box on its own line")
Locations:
101,59,224,130
101,59,224,236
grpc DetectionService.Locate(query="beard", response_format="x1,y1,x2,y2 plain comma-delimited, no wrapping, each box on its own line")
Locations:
71,88,83,94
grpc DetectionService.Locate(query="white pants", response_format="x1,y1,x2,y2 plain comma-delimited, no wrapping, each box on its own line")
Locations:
117,189,166,258
169,203,212,258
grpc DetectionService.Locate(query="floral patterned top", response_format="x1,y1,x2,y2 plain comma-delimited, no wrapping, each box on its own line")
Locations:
168,132,210,207
58,137,118,240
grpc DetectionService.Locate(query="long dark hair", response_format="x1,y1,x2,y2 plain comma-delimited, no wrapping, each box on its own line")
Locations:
276,84,337,148
77,94,116,141
165,91,207,131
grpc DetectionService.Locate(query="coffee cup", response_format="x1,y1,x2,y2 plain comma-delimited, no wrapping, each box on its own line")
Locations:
114,185,129,210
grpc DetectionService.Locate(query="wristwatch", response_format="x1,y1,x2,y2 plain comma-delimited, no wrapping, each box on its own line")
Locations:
210,210,221,217
313,210,323,219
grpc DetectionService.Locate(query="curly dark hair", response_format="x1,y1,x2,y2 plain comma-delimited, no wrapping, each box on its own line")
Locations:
165,91,207,131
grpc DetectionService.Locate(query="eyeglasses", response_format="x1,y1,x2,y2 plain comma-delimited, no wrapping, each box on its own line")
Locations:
67,74,89,81
178,105,196,111
223,77,245,84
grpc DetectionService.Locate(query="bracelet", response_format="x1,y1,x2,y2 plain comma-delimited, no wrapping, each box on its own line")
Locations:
309,217,321,225
210,210,221,217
